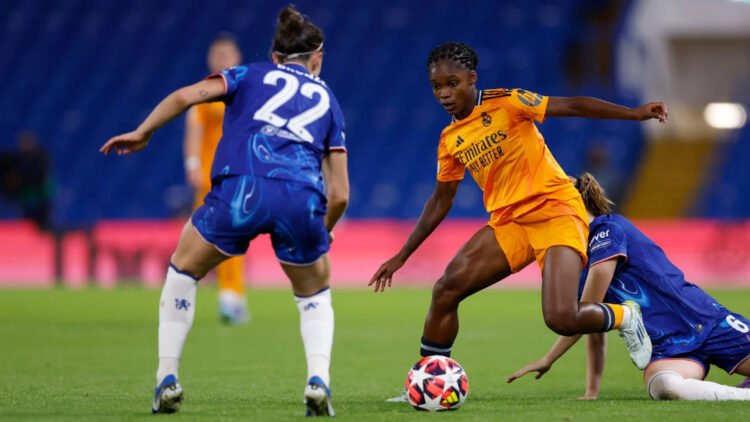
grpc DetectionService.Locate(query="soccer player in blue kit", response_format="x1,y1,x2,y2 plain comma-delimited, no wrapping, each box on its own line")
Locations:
100,6,347,416
507,173,750,400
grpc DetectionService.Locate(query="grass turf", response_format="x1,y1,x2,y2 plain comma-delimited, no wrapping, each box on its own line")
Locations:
0,287,748,421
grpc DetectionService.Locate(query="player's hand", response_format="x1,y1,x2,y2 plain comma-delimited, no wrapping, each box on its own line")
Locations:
368,254,406,292
506,358,552,383
100,130,152,156
633,102,668,123
576,392,598,400
186,168,209,192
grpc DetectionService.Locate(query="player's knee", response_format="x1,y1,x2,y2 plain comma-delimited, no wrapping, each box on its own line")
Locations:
431,275,463,308
543,311,578,336
647,371,683,400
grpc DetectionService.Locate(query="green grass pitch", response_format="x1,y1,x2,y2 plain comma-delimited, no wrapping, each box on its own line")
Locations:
0,287,748,421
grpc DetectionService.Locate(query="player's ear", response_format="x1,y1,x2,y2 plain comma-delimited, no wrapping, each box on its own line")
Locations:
468,70,477,86
271,52,281,65
309,51,323,76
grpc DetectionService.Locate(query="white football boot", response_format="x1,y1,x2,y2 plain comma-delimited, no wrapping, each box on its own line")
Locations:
619,300,652,370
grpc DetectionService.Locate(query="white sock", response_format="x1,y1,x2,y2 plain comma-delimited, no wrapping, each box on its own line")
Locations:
648,370,750,400
620,305,632,328
156,265,198,384
295,288,334,386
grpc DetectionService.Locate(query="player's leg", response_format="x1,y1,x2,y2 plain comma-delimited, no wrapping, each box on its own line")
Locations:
216,257,250,324
532,201,651,368
645,358,750,400
734,357,750,387
540,245,615,335
153,220,230,414
271,181,335,416
420,225,521,357
281,256,335,417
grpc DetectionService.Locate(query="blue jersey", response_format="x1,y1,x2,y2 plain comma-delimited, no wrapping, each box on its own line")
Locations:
579,214,727,358
207,61,346,193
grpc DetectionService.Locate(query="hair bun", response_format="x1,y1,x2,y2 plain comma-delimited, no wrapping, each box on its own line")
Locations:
279,5,305,32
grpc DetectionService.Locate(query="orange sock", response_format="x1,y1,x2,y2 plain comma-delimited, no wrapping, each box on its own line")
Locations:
216,257,245,294
609,304,625,329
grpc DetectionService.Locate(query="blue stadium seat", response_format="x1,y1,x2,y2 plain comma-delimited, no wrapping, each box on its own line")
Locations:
0,0,645,224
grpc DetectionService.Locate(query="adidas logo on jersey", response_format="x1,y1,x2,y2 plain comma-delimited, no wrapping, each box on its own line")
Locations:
456,136,465,147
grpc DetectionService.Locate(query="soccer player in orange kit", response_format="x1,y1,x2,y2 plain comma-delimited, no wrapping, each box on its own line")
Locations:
370,42,668,368
183,34,249,324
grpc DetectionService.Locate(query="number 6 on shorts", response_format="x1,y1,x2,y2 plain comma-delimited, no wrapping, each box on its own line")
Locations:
727,314,750,334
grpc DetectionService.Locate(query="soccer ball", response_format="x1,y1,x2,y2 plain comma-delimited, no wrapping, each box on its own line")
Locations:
405,355,469,412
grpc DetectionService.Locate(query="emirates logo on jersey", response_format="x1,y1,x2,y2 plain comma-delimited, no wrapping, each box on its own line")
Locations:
481,112,492,127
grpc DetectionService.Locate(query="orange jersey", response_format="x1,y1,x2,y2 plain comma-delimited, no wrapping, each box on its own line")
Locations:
437,88,580,221
188,101,225,181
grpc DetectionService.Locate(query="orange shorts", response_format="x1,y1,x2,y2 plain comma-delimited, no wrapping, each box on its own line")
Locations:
488,197,589,273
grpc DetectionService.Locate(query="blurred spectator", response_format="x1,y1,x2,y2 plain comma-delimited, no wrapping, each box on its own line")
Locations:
0,130,54,230
585,144,624,207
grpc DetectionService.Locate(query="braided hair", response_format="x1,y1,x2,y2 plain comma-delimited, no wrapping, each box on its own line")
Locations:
426,42,478,72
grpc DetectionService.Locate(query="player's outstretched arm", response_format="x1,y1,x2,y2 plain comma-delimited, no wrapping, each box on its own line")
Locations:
546,97,668,123
506,334,583,383
322,151,349,237
100,78,226,156
368,180,459,292
581,332,607,400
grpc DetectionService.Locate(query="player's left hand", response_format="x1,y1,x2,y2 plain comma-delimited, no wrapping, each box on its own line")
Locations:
506,358,552,383
633,102,668,123
100,130,152,156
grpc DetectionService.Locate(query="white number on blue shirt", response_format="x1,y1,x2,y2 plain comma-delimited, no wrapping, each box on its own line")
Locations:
253,70,330,143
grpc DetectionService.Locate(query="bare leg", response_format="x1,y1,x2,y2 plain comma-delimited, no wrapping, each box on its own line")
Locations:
422,226,512,347
541,246,609,335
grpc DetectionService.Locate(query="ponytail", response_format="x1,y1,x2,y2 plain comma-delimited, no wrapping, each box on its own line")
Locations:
574,172,614,216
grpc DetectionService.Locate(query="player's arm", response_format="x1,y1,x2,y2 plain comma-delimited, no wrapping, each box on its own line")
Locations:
322,151,349,235
368,180,459,292
546,97,668,123
578,259,617,399
100,78,225,156
507,259,617,398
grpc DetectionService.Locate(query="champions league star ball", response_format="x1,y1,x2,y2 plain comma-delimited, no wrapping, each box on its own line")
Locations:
405,355,469,412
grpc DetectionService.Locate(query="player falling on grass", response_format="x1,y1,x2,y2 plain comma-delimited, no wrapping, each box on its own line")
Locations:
508,173,750,401
184,33,250,325
370,42,668,369
101,6,347,416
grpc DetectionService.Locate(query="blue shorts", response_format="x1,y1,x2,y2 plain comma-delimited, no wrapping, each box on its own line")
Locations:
650,312,750,376
192,175,329,265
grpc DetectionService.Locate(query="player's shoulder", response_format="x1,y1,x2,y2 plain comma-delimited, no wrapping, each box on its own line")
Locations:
590,214,629,239
480,88,513,104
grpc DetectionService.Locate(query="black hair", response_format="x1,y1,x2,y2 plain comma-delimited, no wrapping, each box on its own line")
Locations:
427,42,478,72
574,172,614,216
211,31,240,47
272,5,324,63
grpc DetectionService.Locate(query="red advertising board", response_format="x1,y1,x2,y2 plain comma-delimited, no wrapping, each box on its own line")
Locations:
1,219,749,288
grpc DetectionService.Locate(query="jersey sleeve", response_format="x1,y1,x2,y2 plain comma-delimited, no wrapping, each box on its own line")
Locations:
588,223,628,267
506,88,548,123
436,136,465,182
206,65,249,101
325,95,347,153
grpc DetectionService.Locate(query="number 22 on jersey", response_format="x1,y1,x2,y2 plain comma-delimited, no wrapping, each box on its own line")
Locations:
253,70,330,143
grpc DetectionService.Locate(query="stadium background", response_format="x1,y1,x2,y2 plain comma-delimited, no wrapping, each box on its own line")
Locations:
1,0,749,288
